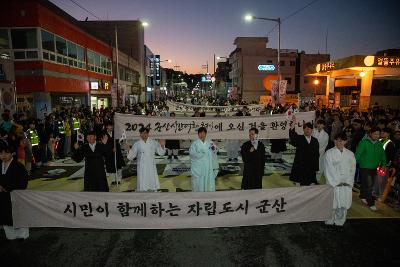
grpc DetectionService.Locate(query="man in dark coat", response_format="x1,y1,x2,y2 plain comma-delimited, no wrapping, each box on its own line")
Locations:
103,122,125,185
289,117,320,186
72,131,110,192
0,140,29,239
241,127,266,189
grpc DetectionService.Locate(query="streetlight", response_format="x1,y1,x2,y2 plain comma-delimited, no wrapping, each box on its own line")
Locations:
142,21,149,27
244,14,281,96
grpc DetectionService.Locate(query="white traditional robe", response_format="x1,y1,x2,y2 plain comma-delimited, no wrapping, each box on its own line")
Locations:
312,129,329,181
127,138,165,191
324,147,356,226
189,139,219,192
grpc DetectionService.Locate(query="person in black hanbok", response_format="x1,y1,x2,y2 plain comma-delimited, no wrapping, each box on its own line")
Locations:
103,122,125,185
241,127,266,189
72,131,110,192
289,116,319,186
0,140,29,240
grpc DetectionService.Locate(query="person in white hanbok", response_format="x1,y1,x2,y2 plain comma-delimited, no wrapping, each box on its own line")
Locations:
127,127,166,192
312,119,329,182
324,133,356,226
189,127,219,192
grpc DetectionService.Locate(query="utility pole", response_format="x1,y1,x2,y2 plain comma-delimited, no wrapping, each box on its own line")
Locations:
115,25,120,107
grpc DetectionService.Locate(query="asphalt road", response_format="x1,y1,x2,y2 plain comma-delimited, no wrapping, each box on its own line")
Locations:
2,219,400,267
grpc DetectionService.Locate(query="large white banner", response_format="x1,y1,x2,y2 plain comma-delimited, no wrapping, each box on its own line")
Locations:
167,101,264,116
12,186,333,229
114,111,315,140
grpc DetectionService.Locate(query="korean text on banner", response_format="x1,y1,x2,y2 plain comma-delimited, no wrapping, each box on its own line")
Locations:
114,111,315,140
12,186,333,229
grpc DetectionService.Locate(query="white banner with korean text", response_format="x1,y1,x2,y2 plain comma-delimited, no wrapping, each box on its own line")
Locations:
114,111,315,140
167,101,264,116
12,186,333,229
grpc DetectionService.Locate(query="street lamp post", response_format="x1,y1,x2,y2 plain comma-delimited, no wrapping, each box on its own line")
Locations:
245,14,281,93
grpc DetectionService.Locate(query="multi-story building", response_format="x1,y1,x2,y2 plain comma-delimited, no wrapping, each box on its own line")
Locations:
79,20,145,105
229,37,330,103
0,0,148,118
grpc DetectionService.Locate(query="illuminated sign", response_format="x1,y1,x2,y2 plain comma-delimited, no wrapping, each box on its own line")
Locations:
258,65,275,71
376,56,400,67
320,62,335,71
104,82,109,90
202,74,212,82
90,82,98,90
155,55,160,86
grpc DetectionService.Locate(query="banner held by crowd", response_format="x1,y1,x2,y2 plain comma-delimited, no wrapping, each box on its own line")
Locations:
114,111,315,140
12,186,333,229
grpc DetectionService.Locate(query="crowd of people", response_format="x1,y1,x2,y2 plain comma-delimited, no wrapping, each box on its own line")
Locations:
1,100,400,239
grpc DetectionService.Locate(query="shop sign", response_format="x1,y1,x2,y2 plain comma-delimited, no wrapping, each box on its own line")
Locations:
258,65,275,71
155,55,160,86
319,62,335,72
376,56,400,67
90,82,98,90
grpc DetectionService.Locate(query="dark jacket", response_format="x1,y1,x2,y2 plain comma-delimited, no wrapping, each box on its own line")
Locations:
289,128,319,185
103,131,125,173
0,159,29,225
241,140,266,189
72,142,110,192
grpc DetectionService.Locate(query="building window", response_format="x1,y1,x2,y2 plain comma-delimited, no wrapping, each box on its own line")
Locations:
55,36,67,56
14,51,25,59
26,51,38,59
0,29,9,49
11,28,37,49
77,45,85,61
290,61,296,66
67,41,77,59
285,77,292,85
87,49,111,75
279,60,285,67
41,30,55,52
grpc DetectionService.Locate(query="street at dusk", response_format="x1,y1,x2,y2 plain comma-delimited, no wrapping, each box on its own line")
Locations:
0,0,399,266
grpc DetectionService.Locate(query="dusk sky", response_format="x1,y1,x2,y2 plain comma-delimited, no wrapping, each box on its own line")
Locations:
51,0,399,74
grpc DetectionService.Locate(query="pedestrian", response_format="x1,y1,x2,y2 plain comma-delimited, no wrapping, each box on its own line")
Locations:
324,133,356,226
103,122,125,186
289,116,320,186
127,127,166,192
355,127,386,211
373,127,395,199
64,116,72,156
240,127,266,189
0,140,29,240
312,119,329,182
189,127,219,192
72,131,110,192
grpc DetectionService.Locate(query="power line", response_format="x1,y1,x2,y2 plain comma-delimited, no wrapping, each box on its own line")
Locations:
68,0,101,20
266,0,321,37
283,0,320,22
